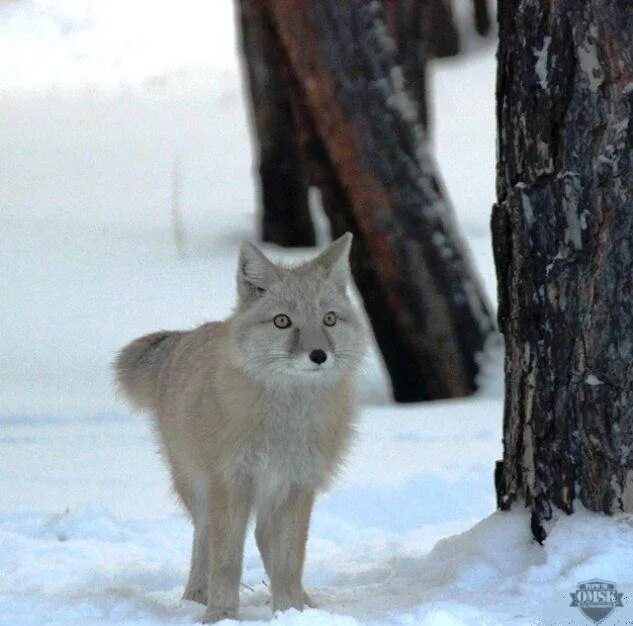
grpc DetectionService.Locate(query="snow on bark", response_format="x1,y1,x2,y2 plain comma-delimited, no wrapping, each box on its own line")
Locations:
533,35,550,89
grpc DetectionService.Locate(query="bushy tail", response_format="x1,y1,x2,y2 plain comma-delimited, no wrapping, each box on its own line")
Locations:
114,331,178,412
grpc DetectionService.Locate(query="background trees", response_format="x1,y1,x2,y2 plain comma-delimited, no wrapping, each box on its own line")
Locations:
493,0,633,540
239,0,494,402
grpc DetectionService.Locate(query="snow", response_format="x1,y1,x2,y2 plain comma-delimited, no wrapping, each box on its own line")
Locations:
585,374,604,386
533,36,550,90
577,23,603,93
0,0,237,90
2,1,633,625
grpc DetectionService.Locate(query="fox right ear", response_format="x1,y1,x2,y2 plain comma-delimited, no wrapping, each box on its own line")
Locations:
237,242,279,301
309,232,353,291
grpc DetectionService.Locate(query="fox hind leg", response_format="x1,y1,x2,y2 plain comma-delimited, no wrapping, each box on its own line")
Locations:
173,473,210,605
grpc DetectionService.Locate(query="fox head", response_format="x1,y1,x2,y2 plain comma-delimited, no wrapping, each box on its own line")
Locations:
230,233,367,386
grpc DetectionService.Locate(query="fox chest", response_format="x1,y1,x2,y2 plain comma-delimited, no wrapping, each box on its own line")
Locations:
225,404,330,496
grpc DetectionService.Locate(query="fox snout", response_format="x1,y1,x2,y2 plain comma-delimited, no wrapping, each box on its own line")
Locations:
309,349,327,365
297,326,331,368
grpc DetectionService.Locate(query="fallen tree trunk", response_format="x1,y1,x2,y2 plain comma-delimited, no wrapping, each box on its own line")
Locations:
239,0,489,250
265,0,494,401
493,0,633,539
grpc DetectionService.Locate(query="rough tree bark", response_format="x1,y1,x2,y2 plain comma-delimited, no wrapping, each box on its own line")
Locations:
238,0,316,247
264,0,494,401
493,0,633,539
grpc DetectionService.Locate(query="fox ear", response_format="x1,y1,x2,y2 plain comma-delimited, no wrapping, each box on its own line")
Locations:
311,232,353,290
237,242,279,301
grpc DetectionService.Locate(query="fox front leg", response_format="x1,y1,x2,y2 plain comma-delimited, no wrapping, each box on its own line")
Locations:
256,487,314,614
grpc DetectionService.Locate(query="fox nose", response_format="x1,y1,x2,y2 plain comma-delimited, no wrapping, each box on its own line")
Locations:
309,349,327,365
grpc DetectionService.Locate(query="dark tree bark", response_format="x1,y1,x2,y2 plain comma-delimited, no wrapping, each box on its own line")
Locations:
264,0,494,401
238,0,316,247
493,0,633,537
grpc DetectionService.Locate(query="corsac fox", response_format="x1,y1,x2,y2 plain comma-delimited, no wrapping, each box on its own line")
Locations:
114,233,367,622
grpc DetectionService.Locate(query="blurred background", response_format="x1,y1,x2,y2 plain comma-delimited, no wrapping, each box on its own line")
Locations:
0,2,505,623
0,0,497,416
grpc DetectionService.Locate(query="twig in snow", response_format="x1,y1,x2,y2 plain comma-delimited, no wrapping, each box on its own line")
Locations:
170,153,186,257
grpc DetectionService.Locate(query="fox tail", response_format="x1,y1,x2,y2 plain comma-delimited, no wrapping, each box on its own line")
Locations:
114,331,176,412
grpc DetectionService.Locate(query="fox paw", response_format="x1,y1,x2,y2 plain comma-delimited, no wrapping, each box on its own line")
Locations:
272,589,305,613
183,587,207,605
201,607,237,623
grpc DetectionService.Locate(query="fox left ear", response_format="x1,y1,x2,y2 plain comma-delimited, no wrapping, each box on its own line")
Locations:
312,232,353,290
237,242,280,302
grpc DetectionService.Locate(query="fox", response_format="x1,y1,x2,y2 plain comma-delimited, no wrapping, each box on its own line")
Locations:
114,232,367,623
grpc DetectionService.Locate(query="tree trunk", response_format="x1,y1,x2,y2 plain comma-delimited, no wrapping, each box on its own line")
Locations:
238,0,316,247
493,0,633,538
423,0,459,59
472,0,492,38
238,0,479,250
265,0,494,401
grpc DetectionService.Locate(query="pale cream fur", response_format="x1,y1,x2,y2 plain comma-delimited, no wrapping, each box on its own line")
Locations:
114,234,366,622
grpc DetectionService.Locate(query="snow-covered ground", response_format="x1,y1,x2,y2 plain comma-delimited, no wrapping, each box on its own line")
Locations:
3,2,633,625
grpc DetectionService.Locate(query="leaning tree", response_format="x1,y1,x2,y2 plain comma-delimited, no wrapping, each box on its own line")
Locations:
493,0,633,540
238,0,494,402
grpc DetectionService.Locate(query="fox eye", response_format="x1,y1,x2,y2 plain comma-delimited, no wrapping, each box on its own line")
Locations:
273,314,292,329
323,311,337,327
